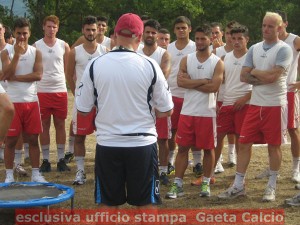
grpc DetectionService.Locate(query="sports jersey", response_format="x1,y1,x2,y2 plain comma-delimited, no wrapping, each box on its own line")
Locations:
284,33,300,91
244,40,292,106
0,83,4,93
35,38,67,92
222,51,252,106
76,49,173,147
181,52,220,117
137,46,166,65
74,44,106,95
6,45,38,102
167,40,195,98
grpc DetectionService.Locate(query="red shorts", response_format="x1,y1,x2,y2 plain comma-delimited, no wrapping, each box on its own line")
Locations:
287,92,300,129
239,105,288,145
217,104,249,135
171,96,183,130
37,92,68,120
156,116,171,139
72,107,96,135
176,115,216,149
7,102,42,136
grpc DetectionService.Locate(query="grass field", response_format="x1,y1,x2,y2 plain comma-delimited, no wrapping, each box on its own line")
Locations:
0,92,299,225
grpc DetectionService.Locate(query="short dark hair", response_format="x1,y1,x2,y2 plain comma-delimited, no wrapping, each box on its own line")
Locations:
210,22,223,31
82,15,97,27
13,17,31,31
140,15,150,21
226,20,240,30
276,10,287,22
144,19,161,31
230,24,249,37
195,24,212,37
97,16,108,23
173,16,191,28
158,28,170,35
4,25,13,40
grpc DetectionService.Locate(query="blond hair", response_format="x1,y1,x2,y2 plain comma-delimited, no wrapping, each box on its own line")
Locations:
264,12,283,26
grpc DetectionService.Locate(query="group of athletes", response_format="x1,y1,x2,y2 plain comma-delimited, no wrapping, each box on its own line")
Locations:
0,10,300,207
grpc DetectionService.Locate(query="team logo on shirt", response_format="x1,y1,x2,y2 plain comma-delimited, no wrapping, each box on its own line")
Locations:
176,52,184,56
197,65,204,70
233,61,241,66
48,49,54,53
260,53,267,58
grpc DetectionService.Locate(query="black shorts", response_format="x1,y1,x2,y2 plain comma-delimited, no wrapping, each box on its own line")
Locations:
94,143,161,206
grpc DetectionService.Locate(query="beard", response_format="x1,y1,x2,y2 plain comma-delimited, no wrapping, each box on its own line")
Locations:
144,38,155,46
84,35,96,42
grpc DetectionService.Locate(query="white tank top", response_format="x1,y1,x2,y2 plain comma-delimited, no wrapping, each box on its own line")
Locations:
167,40,196,98
181,52,220,117
0,44,13,91
251,41,289,106
7,45,38,102
35,38,67,92
284,33,300,91
137,46,166,65
100,36,111,49
223,51,252,106
74,44,106,95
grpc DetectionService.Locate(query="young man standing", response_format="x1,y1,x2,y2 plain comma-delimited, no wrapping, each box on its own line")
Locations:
218,12,292,202
157,28,171,50
66,16,107,185
1,18,46,183
138,19,171,185
34,15,70,172
166,25,224,199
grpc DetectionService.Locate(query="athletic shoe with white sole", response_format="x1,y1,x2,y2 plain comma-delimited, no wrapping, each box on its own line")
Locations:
57,158,71,172
31,173,48,183
165,183,184,199
14,164,28,177
228,150,236,167
291,171,300,183
73,170,86,185
39,159,51,172
262,186,276,202
296,184,300,190
214,160,224,174
64,152,74,163
199,181,210,197
193,163,203,177
285,193,300,206
218,186,246,199
5,174,15,183
167,162,175,175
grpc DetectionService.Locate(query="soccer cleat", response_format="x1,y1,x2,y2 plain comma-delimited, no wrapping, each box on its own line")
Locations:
218,186,246,199
199,181,210,197
14,164,28,177
291,171,300,183
39,159,51,172
31,173,48,183
285,193,300,206
5,174,15,183
193,163,203,178
262,186,276,202
191,176,216,186
214,160,225,174
165,183,184,199
167,162,175,175
73,170,86,185
57,158,71,172
255,168,270,179
228,150,236,167
64,152,74,163
159,172,170,186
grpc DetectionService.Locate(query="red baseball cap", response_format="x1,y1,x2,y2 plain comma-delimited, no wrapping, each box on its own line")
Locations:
114,13,144,38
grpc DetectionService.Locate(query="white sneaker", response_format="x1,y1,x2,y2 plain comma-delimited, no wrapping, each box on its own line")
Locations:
218,185,246,199
262,186,276,202
292,171,300,183
255,168,270,179
296,184,300,190
5,174,15,183
31,173,48,183
285,193,300,206
228,150,236,166
73,170,86,185
214,160,224,174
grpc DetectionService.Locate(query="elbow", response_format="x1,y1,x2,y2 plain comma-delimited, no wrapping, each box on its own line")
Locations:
36,73,42,81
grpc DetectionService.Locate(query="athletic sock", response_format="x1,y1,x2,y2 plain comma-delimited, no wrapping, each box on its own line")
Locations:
68,136,75,154
267,170,279,189
159,166,168,175
32,168,40,176
292,157,300,173
233,172,245,190
203,176,211,183
75,156,85,172
41,145,50,161
6,169,13,177
192,150,202,165
168,150,175,165
14,149,23,166
24,143,29,158
174,177,183,187
57,144,65,161
228,144,236,153
0,145,4,159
